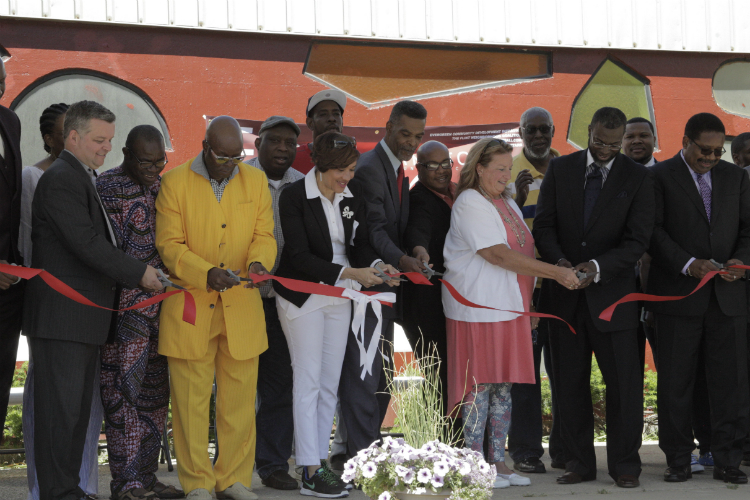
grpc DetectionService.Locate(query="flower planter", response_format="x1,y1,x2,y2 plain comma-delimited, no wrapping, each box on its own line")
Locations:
396,492,453,500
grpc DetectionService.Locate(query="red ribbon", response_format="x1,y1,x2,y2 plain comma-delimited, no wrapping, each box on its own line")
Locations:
0,264,196,325
249,273,394,306
598,265,750,322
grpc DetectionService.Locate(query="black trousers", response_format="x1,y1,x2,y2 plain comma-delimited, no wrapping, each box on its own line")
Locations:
0,284,23,430
508,319,565,463
338,304,394,458
29,336,100,500
255,298,294,480
548,294,643,480
655,291,749,469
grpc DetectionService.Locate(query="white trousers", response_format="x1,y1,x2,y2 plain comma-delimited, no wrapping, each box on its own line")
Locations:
277,299,351,466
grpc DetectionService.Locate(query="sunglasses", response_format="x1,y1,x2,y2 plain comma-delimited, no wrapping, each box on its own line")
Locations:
688,137,725,158
126,147,168,170
417,159,453,171
333,138,356,149
206,144,245,165
521,125,553,135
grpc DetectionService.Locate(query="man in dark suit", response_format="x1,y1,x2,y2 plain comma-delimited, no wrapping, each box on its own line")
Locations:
648,113,750,485
533,107,654,488
24,100,163,500
0,57,25,441
402,140,455,411
336,100,427,462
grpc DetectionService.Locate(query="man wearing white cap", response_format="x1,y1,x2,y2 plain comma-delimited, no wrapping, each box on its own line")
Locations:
291,89,347,175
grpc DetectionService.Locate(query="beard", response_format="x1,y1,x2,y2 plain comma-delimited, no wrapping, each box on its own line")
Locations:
525,145,551,161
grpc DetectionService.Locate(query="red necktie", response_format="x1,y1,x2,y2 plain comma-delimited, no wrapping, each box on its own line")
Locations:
397,164,404,202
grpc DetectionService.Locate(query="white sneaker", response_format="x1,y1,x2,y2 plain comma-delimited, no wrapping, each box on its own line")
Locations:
186,489,213,500
493,475,510,489
217,482,258,500
690,453,705,473
498,473,531,486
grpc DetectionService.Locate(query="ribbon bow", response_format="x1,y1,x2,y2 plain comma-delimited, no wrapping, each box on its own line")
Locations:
341,288,396,379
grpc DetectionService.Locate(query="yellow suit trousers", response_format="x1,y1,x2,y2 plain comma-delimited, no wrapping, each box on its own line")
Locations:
168,298,259,494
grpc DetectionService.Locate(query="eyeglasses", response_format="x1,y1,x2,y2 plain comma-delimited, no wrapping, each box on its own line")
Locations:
521,125,553,135
333,138,356,149
206,144,245,165
688,137,725,158
126,147,168,170
417,159,453,171
590,138,623,151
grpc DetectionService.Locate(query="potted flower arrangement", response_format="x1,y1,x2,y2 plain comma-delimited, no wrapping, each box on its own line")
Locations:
342,344,494,500
342,437,495,500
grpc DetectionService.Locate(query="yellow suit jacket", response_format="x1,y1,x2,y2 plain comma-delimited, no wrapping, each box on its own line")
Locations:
156,157,276,360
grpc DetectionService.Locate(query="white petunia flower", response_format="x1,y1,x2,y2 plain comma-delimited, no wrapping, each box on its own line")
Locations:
433,461,449,477
458,462,472,475
378,492,392,500
431,475,445,488
362,462,378,479
403,469,416,484
417,468,432,484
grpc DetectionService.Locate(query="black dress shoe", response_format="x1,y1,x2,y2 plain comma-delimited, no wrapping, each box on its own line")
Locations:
713,466,748,484
550,459,567,470
557,472,583,484
664,466,691,482
742,455,750,467
261,470,299,490
616,475,640,488
514,457,547,473
329,454,348,473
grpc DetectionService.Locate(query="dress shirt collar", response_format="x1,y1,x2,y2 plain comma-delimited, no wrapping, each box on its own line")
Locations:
644,156,657,167
680,150,712,187
190,151,239,182
586,150,616,173
425,182,458,208
305,167,353,201
379,138,402,173
517,148,561,178
246,156,302,188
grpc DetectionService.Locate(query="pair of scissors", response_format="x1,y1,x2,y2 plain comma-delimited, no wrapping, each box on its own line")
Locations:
157,269,187,290
576,271,595,281
374,263,406,282
421,261,443,280
710,259,725,269
226,269,254,283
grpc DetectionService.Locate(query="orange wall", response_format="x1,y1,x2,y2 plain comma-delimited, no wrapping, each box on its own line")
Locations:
1,18,748,167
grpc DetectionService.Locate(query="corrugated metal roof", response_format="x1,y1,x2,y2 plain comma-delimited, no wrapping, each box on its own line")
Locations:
3,0,749,54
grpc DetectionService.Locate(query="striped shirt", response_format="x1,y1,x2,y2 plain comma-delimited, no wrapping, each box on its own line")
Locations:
246,157,304,297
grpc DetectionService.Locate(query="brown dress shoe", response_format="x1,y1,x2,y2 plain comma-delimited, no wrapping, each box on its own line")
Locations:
616,475,640,488
556,472,583,484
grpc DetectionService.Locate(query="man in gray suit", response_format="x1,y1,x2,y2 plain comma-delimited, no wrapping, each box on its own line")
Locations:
23,100,163,500
336,100,427,464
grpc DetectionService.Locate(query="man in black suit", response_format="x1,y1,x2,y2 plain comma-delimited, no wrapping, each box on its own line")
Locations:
24,100,164,500
649,113,750,485
533,107,654,488
402,140,455,411
0,57,25,441
337,100,427,461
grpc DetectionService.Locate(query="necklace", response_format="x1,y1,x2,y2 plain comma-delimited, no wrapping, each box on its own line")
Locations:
478,187,526,247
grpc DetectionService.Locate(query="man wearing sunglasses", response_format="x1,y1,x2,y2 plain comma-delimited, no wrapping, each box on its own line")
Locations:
156,116,276,500
506,107,565,475
534,107,654,488
95,125,183,500
648,113,750,485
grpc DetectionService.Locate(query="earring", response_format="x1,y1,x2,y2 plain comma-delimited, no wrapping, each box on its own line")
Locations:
319,171,323,182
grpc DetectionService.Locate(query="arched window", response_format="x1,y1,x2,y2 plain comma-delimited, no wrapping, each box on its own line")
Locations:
11,69,170,171
713,59,750,120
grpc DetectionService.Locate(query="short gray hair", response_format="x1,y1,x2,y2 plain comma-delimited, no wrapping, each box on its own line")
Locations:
63,100,116,139
520,107,554,128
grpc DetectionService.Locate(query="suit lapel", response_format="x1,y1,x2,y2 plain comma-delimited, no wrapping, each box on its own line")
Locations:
584,154,628,234
308,197,334,255
0,120,13,186
340,200,354,251
668,154,709,224
375,143,400,212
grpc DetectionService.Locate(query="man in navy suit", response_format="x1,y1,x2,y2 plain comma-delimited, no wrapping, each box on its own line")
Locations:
534,107,654,488
648,113,750,484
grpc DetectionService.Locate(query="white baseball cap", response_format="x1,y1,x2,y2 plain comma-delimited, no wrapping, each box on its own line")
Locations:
306,89,347,117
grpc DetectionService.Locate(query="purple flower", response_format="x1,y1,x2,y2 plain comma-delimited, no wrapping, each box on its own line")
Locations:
378,492,392,500
362,462,377,479
431,475,445,488
344,461,356,472
458,462,472,475
417,468,432,484
478,462,491,474
396,465,410,478
433,461,449,477
341,470,356,483
422,442,437,453
403,469,416,484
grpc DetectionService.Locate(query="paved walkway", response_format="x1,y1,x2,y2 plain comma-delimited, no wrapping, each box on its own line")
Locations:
1,444,748,499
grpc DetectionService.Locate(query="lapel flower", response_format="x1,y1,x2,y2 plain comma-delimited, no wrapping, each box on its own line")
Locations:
342,206,354,219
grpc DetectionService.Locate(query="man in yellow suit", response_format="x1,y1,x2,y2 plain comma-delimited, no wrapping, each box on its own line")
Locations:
156,116,276,500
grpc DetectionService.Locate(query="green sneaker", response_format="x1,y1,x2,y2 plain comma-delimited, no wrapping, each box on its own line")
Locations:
300,464,349,498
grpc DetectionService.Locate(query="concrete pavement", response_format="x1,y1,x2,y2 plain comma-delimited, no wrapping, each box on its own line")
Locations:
1,444,748,499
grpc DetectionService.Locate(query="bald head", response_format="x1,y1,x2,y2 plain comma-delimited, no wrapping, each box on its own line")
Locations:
417,140,450,164
416,140,453,195
202,115,245,181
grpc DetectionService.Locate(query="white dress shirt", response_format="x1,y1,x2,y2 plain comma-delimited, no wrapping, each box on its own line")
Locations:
679,150,713,274
583,150,616,282
379,138,401,175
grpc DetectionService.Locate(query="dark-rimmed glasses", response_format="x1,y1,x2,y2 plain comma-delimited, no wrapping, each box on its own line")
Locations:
521,125,553,136
688,137,725,158
417,159,454,171
126,147,168,170
333,138,356,149
206,144,245,165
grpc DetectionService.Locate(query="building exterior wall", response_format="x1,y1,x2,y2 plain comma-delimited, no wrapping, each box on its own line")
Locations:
0,17,748,168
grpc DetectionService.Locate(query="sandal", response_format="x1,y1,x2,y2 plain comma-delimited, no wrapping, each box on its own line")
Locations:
150,482,185,499
112,488,157,500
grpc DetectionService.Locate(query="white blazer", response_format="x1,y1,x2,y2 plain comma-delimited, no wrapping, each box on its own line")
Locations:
442,188,530,323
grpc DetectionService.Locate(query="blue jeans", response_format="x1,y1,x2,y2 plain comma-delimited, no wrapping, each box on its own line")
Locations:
255,298,294,479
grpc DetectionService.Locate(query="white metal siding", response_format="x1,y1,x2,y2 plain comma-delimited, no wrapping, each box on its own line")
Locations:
3,0,749,53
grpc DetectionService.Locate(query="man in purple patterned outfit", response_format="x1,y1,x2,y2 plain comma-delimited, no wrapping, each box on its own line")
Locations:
97,125,184,500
